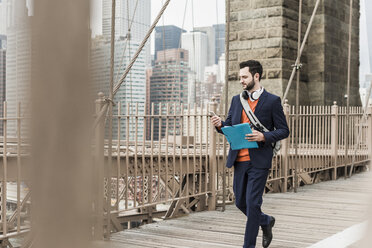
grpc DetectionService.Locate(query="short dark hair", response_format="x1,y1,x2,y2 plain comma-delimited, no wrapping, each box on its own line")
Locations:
239,60,263,81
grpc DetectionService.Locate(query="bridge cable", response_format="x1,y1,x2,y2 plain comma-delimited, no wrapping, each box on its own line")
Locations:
191,0,197,106
345,0,353,178
173,0,188,105
223,0,231,211
281,0,321,104
113,0,172,96
114,0,140,84
107,0,116,238
93,0,172,130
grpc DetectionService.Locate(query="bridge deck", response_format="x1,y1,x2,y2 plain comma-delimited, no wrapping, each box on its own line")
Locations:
103,171,372,248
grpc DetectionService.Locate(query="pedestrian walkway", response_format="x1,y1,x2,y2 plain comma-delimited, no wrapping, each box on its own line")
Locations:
105,171,372,248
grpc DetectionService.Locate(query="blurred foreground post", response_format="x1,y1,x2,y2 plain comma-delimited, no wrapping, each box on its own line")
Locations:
30,1,92,247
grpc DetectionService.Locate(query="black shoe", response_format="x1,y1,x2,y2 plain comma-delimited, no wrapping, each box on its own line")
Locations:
262,216,275,248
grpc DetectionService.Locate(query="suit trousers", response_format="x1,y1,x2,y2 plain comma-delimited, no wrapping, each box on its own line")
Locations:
233,161,271,248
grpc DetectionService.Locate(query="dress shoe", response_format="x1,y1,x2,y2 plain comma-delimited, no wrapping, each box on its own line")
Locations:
262,216,275,248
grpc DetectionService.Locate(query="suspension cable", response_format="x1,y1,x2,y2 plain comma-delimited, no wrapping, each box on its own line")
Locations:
191,0,197,105
113,0,172,96
106,0,116,238
345,0,353,177
281,0,321,104
93,0,172,129
160,0,168,103
174,0,189,104
224,0,230,117
114,0,140,83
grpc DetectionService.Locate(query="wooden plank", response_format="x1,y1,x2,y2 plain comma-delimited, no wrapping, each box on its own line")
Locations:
106,171,372,247
299,172,313,184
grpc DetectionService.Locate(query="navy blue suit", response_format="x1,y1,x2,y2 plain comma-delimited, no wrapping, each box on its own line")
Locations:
218,90,289,248
218,90,290,169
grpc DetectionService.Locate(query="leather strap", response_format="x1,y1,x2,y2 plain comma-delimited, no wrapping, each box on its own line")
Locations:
239,93,269,132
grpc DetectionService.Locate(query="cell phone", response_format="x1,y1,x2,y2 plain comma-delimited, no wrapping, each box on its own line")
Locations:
209,111,217,117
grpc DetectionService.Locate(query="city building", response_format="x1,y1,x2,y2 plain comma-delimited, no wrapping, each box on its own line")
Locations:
149,48,189,139
192,24,225,67
182,107,208,144
213,24,225,65
218,53,226,83
187,71,196,107
90,36,146,141
0,34,6,49
6,0,31,137
0,0,7,35
181,31,208,83
145,67,152,140
154,25,186,61
193,26,215,66
102,0,151,65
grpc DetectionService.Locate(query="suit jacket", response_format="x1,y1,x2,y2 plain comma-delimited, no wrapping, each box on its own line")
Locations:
218,90,289,169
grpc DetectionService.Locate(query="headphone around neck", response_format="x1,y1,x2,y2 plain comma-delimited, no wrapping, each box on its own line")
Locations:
242,87,264,101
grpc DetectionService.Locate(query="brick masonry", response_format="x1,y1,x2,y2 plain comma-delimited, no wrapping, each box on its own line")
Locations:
226,0,361,106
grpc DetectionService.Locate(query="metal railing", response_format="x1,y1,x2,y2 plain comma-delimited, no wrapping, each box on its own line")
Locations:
0,98,371,241
0,102,31,244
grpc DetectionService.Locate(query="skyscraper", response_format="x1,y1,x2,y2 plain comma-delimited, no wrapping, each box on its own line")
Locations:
99,0,151,140
0,34,6,49
193,26,215,66
6,0,31,136
90,36,146,140
0,0,7,35
150,49,188,104
213,24,225,65
102,0,151,66
150,48,189,139
154,25,186,60
181,31,208,83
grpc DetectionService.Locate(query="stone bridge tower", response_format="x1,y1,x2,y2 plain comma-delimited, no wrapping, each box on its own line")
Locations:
227,0,361,106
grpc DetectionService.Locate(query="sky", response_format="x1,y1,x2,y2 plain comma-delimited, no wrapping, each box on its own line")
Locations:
151,0,225,31
90,0,226,52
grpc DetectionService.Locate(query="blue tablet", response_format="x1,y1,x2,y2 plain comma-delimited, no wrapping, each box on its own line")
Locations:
221,123,259,150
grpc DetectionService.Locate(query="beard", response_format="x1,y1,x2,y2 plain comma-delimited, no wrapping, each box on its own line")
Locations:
244,79,255,91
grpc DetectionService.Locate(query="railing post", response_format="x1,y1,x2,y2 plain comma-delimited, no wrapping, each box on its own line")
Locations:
208,100,217,211
367,105,372,168
331,101,338,180
93,92,105,240
281,100,290,192
1,102,7,236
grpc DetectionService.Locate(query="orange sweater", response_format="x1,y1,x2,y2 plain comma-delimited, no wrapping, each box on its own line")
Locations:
235,99,258,162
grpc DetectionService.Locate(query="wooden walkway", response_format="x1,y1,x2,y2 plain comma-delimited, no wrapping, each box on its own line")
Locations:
104,171,372,248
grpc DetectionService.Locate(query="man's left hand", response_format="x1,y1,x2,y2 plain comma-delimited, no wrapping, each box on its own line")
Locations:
246,130,265,142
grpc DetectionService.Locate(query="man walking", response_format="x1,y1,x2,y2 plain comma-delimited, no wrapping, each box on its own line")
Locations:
211,60,289,248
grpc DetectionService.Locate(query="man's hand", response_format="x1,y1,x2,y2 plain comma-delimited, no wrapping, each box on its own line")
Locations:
246,130,265,142
211,115,222,128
